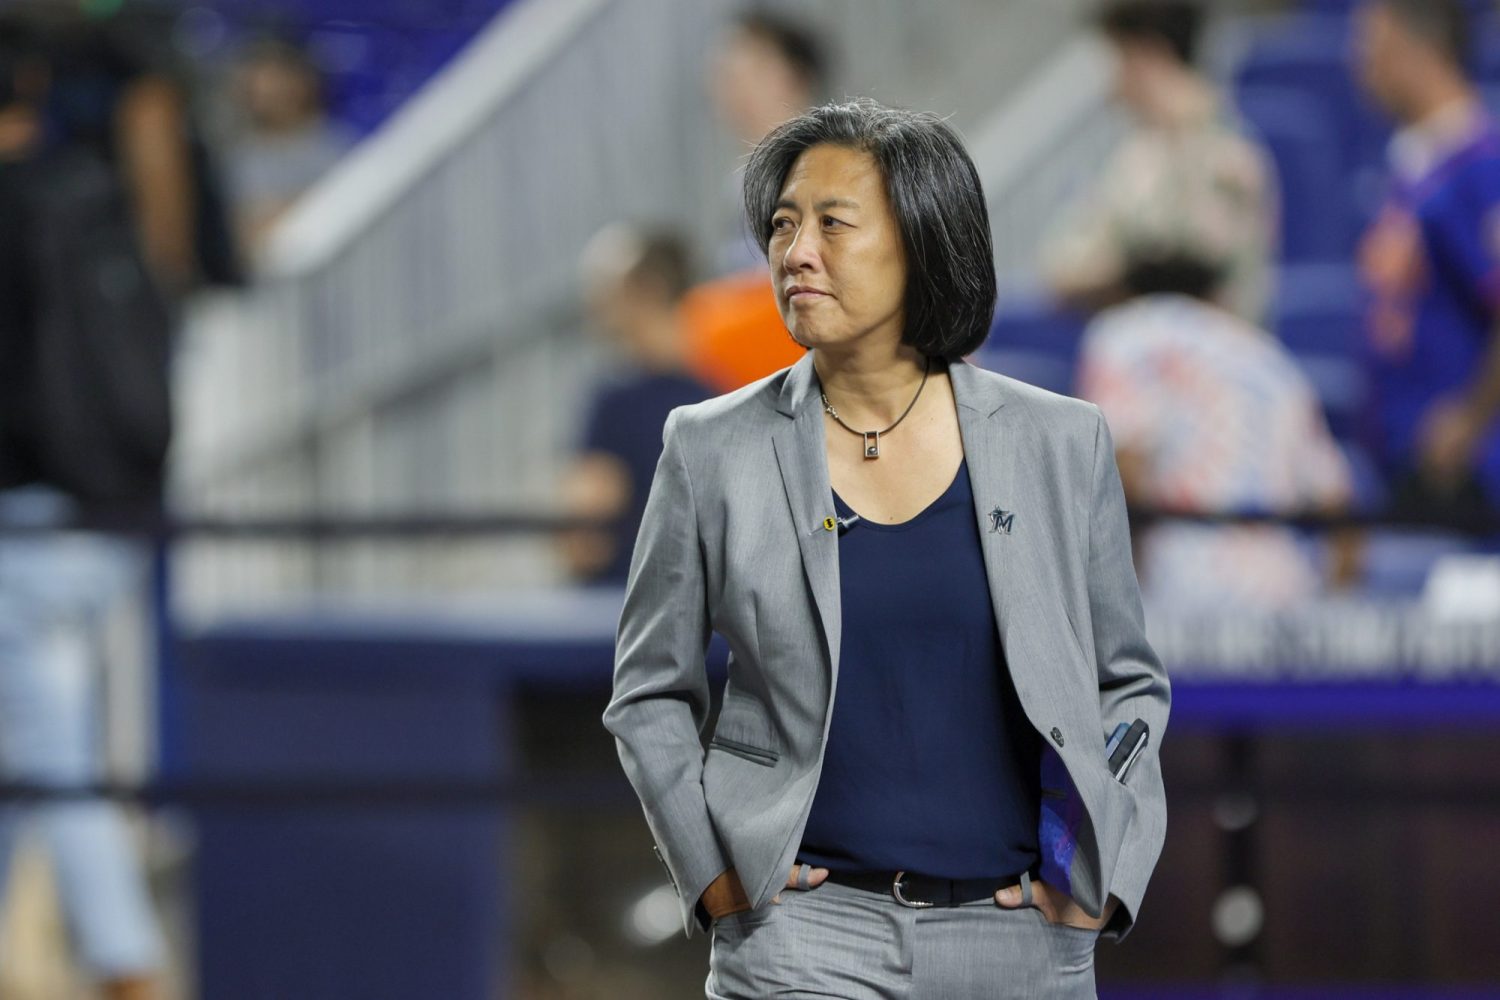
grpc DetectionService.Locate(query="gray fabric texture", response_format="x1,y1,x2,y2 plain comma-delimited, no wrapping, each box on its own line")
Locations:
707,880,1097,999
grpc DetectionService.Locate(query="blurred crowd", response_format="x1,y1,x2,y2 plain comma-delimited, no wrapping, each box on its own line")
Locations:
566,0,1500,624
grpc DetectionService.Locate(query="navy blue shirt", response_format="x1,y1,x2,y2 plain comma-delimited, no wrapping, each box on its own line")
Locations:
579,369,713,584
798,457,1042,878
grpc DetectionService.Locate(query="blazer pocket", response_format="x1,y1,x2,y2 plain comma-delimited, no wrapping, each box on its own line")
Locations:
708,690,780,766
708,735,779,767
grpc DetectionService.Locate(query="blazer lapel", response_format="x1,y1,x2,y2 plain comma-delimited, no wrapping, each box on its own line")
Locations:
954,360,1090,894
951,359,1016,651
772,353,842,684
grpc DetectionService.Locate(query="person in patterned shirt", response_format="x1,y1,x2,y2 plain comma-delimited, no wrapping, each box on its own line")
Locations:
1076,251,1354,612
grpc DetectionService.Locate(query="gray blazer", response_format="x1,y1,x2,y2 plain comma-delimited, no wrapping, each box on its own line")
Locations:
603,352,1170,942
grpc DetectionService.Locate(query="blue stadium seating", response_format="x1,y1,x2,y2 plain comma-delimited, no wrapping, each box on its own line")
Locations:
1273,262,1363,352
1476,18,1500,83
976,297,1090,396
1232,14,1390,177
209,0,520,134
1272,263,1366,438
1236,85,1358,260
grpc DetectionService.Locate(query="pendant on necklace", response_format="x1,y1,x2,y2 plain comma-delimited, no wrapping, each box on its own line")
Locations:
863,431,880,459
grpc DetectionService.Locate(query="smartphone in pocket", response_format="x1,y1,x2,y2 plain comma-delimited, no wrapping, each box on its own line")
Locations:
1104,719,1149,782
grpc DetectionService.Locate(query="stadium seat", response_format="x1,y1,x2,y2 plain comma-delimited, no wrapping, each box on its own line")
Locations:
211,0,521,134
976,298,1089,396
1233,14,1390,177
1236,85,1358,260
1274,262,1363,354
1273,263,1366,441
1477,19,1500,84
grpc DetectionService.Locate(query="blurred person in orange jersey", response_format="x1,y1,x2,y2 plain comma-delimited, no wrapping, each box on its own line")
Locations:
685,9,831,391
678,269,803,394
1354,0,1500,519
559,225,715,584
1043,0,1276,323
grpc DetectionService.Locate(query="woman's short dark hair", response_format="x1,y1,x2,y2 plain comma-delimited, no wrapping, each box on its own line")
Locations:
743,98,996,361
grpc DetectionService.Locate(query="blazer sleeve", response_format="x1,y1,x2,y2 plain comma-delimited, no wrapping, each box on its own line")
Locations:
1086,408,1172,942
601,407,729,938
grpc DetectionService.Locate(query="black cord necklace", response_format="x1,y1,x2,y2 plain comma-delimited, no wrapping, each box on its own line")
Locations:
820,357,931,459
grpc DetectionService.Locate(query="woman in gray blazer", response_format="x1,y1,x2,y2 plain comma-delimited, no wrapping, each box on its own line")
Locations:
604,98,1170,999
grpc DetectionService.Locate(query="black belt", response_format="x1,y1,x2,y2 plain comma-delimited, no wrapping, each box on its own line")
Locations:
821,867,1035,908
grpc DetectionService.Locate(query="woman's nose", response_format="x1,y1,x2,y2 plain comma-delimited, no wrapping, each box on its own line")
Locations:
781,225,820,271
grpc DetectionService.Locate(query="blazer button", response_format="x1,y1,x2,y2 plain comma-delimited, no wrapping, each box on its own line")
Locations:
1050,727,1064,747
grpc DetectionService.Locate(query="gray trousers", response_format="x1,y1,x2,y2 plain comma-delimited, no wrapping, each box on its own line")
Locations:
706,879,1096,999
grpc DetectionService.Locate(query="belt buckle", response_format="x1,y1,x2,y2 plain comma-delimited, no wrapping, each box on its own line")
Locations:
891,870,934,909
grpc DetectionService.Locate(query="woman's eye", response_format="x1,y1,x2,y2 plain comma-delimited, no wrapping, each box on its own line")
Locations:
822,216,844,229
771,217,794,232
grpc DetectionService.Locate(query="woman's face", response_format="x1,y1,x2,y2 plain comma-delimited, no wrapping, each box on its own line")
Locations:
767,143,907,355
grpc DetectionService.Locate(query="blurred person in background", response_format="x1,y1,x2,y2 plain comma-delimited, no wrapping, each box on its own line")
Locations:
40,12,240,295
709,7,829,267
1043,0,1276,323
681,8,831,393
559,225,714,585
225,37,354,264
1354,0,1500,520
0,18,174,1000
41,14,205,299
1075,246,1356,613
606,100,1169,999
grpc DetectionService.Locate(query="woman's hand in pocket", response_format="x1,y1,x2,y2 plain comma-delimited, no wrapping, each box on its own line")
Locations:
994,878,1117,932
771,862,829,903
